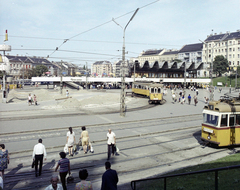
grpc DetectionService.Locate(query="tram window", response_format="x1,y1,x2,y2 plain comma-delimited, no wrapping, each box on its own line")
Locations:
230,115,235,126
154,88,157,93
236,114,240,125
151,88,154,93
203,113,219,126
158,88,161,93
220,114,228,127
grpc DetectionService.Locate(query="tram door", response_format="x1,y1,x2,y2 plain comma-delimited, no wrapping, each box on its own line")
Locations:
229,114,240,145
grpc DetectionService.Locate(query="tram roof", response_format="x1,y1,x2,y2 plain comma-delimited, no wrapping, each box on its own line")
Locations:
133,82,163,87
204,100,240,112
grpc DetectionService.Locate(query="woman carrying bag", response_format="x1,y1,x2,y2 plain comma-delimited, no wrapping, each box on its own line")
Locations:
66,127,75,156
55,152,71,190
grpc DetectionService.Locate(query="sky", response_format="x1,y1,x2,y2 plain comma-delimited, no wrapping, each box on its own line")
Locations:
0,0,239,67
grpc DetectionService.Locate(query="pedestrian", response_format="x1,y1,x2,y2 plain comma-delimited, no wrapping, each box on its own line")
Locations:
107,129,116,160
194,95,198,106
32,139,47,177
204,97,209,104
66,127,75,157
101,161,118,190
33,94,37,106
181,95,185,104
188,94,191,105
66,90,69,98
28,94,32,106
7,84,9,94
45,175,63,190
172,93,176,103
75,169,93,190
55,152,71,190
0,144,9,177
196,89,199,96
80,126,89,154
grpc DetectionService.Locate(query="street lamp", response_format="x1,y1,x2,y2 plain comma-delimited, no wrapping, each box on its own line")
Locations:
113,8,139,117
234,66,237,89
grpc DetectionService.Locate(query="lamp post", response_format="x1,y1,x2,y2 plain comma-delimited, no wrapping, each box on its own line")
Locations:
60,60,63,95
184,61,187,95
133,62,136,82
114,8,139,117
234,67,237,89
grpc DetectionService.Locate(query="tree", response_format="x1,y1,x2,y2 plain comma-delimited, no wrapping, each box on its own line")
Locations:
213,55,228,77
173,59,182,63
35,65,48,77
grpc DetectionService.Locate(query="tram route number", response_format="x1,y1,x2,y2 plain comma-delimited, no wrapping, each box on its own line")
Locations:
203,127,213,134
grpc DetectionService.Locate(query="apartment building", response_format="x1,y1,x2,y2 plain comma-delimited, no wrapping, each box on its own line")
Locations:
1,54,54,79
178,43,203,63
91,61,112,77
202,30,240,67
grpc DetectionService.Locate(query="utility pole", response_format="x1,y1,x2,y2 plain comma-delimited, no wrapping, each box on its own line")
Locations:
133,62,136,82
86,62,88,90
119,8,139,117
60,60,63,95
184,61,187,95
0,30,11,103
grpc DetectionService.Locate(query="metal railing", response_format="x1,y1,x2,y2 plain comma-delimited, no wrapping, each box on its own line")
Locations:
131,165,240,190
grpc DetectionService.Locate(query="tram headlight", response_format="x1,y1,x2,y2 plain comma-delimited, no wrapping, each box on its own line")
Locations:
207,134,211,140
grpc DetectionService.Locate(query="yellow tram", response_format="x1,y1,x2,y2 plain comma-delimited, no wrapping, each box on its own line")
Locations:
132,82,163,104
201,95,240,147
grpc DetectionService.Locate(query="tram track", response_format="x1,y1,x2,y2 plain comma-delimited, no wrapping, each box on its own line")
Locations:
4,129,232,190
0,103,158,121
3,113,211,189
0,113,202,137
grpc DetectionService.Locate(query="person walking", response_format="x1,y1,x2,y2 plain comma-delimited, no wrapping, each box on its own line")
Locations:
28,94,32,106
45,175,63,190
188,94,191,105
32,139,47,177
33,94,37,106
55,152,70,190
75,169,93,190
194,95,198,106
0,144,9,177
107,129,116,160
66,90,69,98
66,127,75,157
80,126,89,154
101,161,118,190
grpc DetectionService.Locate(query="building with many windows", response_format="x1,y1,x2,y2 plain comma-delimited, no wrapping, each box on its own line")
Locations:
202,30,240,67
1,54,55,79
91,61,112,77
178,43,203,63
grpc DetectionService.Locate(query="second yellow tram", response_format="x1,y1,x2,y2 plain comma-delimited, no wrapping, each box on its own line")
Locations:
132,82,163,104
201,95,240,147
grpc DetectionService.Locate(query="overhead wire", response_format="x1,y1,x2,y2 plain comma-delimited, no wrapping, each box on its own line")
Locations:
47,0,161,58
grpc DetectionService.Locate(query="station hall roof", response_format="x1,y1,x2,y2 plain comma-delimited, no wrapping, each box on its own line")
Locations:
130,61,204,72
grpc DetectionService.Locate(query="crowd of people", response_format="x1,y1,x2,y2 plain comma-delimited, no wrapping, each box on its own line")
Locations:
169,87,199,106
0,127,118,190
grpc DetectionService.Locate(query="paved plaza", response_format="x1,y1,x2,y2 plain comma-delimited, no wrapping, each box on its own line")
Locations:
0,86,237,189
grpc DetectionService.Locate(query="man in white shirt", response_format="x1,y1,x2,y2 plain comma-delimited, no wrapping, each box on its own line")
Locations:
32,139,47,177
45,175,63,190
107,129,116,160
